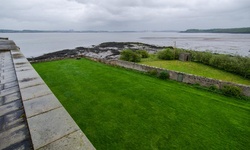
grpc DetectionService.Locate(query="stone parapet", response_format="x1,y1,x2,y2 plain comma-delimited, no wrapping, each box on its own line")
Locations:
0,38,95,150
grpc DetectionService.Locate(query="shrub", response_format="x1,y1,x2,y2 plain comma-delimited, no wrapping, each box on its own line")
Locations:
173,48,183,59
147,69,158,76
208,85,218,92
157,49,175,60
221,85,242,97
136,50,149,58
158,71,170,80
120,49,141,62
200,52,212,65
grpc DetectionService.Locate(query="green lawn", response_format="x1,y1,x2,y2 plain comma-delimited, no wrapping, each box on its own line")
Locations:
140,60,250,85
33,59,250,150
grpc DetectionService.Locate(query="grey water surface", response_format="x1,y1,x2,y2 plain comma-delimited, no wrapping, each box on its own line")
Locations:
1,32,250,57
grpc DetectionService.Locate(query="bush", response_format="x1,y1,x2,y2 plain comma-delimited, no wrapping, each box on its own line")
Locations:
136,50,149,58
158,71,169,80
208,85,218,92
120,49,141,62
221,85,242,97
200,52,212,65
147,69,158,76
157,49,175,60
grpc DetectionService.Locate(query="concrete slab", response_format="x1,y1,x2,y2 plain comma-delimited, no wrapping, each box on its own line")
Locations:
20,84,53,101
0,85,19,97
1,70,15,76
3,92,21,104
28,107,80,149
2,74,16,82
1,76,17,84
0,99,23,116
0,124,31,150
14,63,32,72
13,57,29,64
4,80,18,89
16,68,45,89
0,40,18,50
19,77,44,89
24,94,62,118
1,39,95,150
1,109,26,131
38,130,96,150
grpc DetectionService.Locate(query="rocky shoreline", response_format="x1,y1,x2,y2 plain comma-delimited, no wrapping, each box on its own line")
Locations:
27,42,172,61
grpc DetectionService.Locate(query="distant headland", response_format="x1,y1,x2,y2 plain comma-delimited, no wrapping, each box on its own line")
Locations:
181,27,250,34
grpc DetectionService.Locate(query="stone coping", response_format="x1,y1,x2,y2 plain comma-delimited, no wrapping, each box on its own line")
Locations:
1,38,95,149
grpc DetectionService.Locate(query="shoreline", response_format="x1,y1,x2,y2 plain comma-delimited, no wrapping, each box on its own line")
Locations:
27,42,173,61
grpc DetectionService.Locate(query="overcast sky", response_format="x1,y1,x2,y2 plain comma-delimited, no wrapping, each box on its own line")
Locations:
0,0,249,31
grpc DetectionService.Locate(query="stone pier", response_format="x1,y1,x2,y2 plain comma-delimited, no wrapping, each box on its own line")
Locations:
0,38,95,150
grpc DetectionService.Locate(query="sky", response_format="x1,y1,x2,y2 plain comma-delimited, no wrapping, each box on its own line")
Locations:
0,0,250,31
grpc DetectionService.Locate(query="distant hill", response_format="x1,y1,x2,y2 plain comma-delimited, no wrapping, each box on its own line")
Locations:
181,27,250,34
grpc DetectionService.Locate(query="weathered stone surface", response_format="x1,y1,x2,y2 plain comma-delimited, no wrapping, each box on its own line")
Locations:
0,40,18,50
0,49,32,150
0,100,23,116
4,80,18,89
19,77,44,89
1,39,95,150
20,84,53,101
14,62,31,72
24,94,62,118
3,92,21,104
39,130,96,150
16,68,44,89
28,107,80,149
0,124,31,150
0,85,19,97
1,109,26,131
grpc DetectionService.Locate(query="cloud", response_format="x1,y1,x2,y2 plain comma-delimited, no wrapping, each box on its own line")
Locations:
0,0,249,30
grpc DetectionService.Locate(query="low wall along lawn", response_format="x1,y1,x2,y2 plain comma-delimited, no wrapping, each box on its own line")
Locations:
93,58,250,97
31,56,250,97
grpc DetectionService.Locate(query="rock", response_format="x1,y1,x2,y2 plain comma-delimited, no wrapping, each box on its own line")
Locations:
28,42,171,61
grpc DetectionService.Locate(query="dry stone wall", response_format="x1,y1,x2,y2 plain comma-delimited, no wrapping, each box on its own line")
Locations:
95,59,250,97
31,56,250,97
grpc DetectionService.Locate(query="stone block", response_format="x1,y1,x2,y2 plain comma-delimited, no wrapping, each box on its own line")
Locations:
1,76,16,84
1,109,26,131
0,124,31,150
20,84,53,101
24,94,62,118
4,81,18,89
0,100,22,116
3,92,21,104
16,68,44,89
14,63,32,72
1,70,15,76
0,86,19,97
39,130,95,150
28,107,79,149
13,57,28,64
19,77,44,89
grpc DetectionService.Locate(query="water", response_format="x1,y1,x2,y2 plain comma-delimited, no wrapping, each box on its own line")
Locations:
1,32,250,57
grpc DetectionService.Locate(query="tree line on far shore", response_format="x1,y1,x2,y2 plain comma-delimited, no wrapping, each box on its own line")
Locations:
181,27,250,34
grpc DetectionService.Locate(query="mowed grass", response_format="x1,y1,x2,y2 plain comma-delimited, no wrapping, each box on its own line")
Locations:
140,60,250,85
33,59,250,150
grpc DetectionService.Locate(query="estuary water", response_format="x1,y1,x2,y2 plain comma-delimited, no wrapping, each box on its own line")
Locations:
1,32,250,57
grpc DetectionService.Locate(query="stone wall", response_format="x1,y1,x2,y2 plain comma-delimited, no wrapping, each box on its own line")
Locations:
95,59,250,97
1,38,95,150
30,56,250,97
